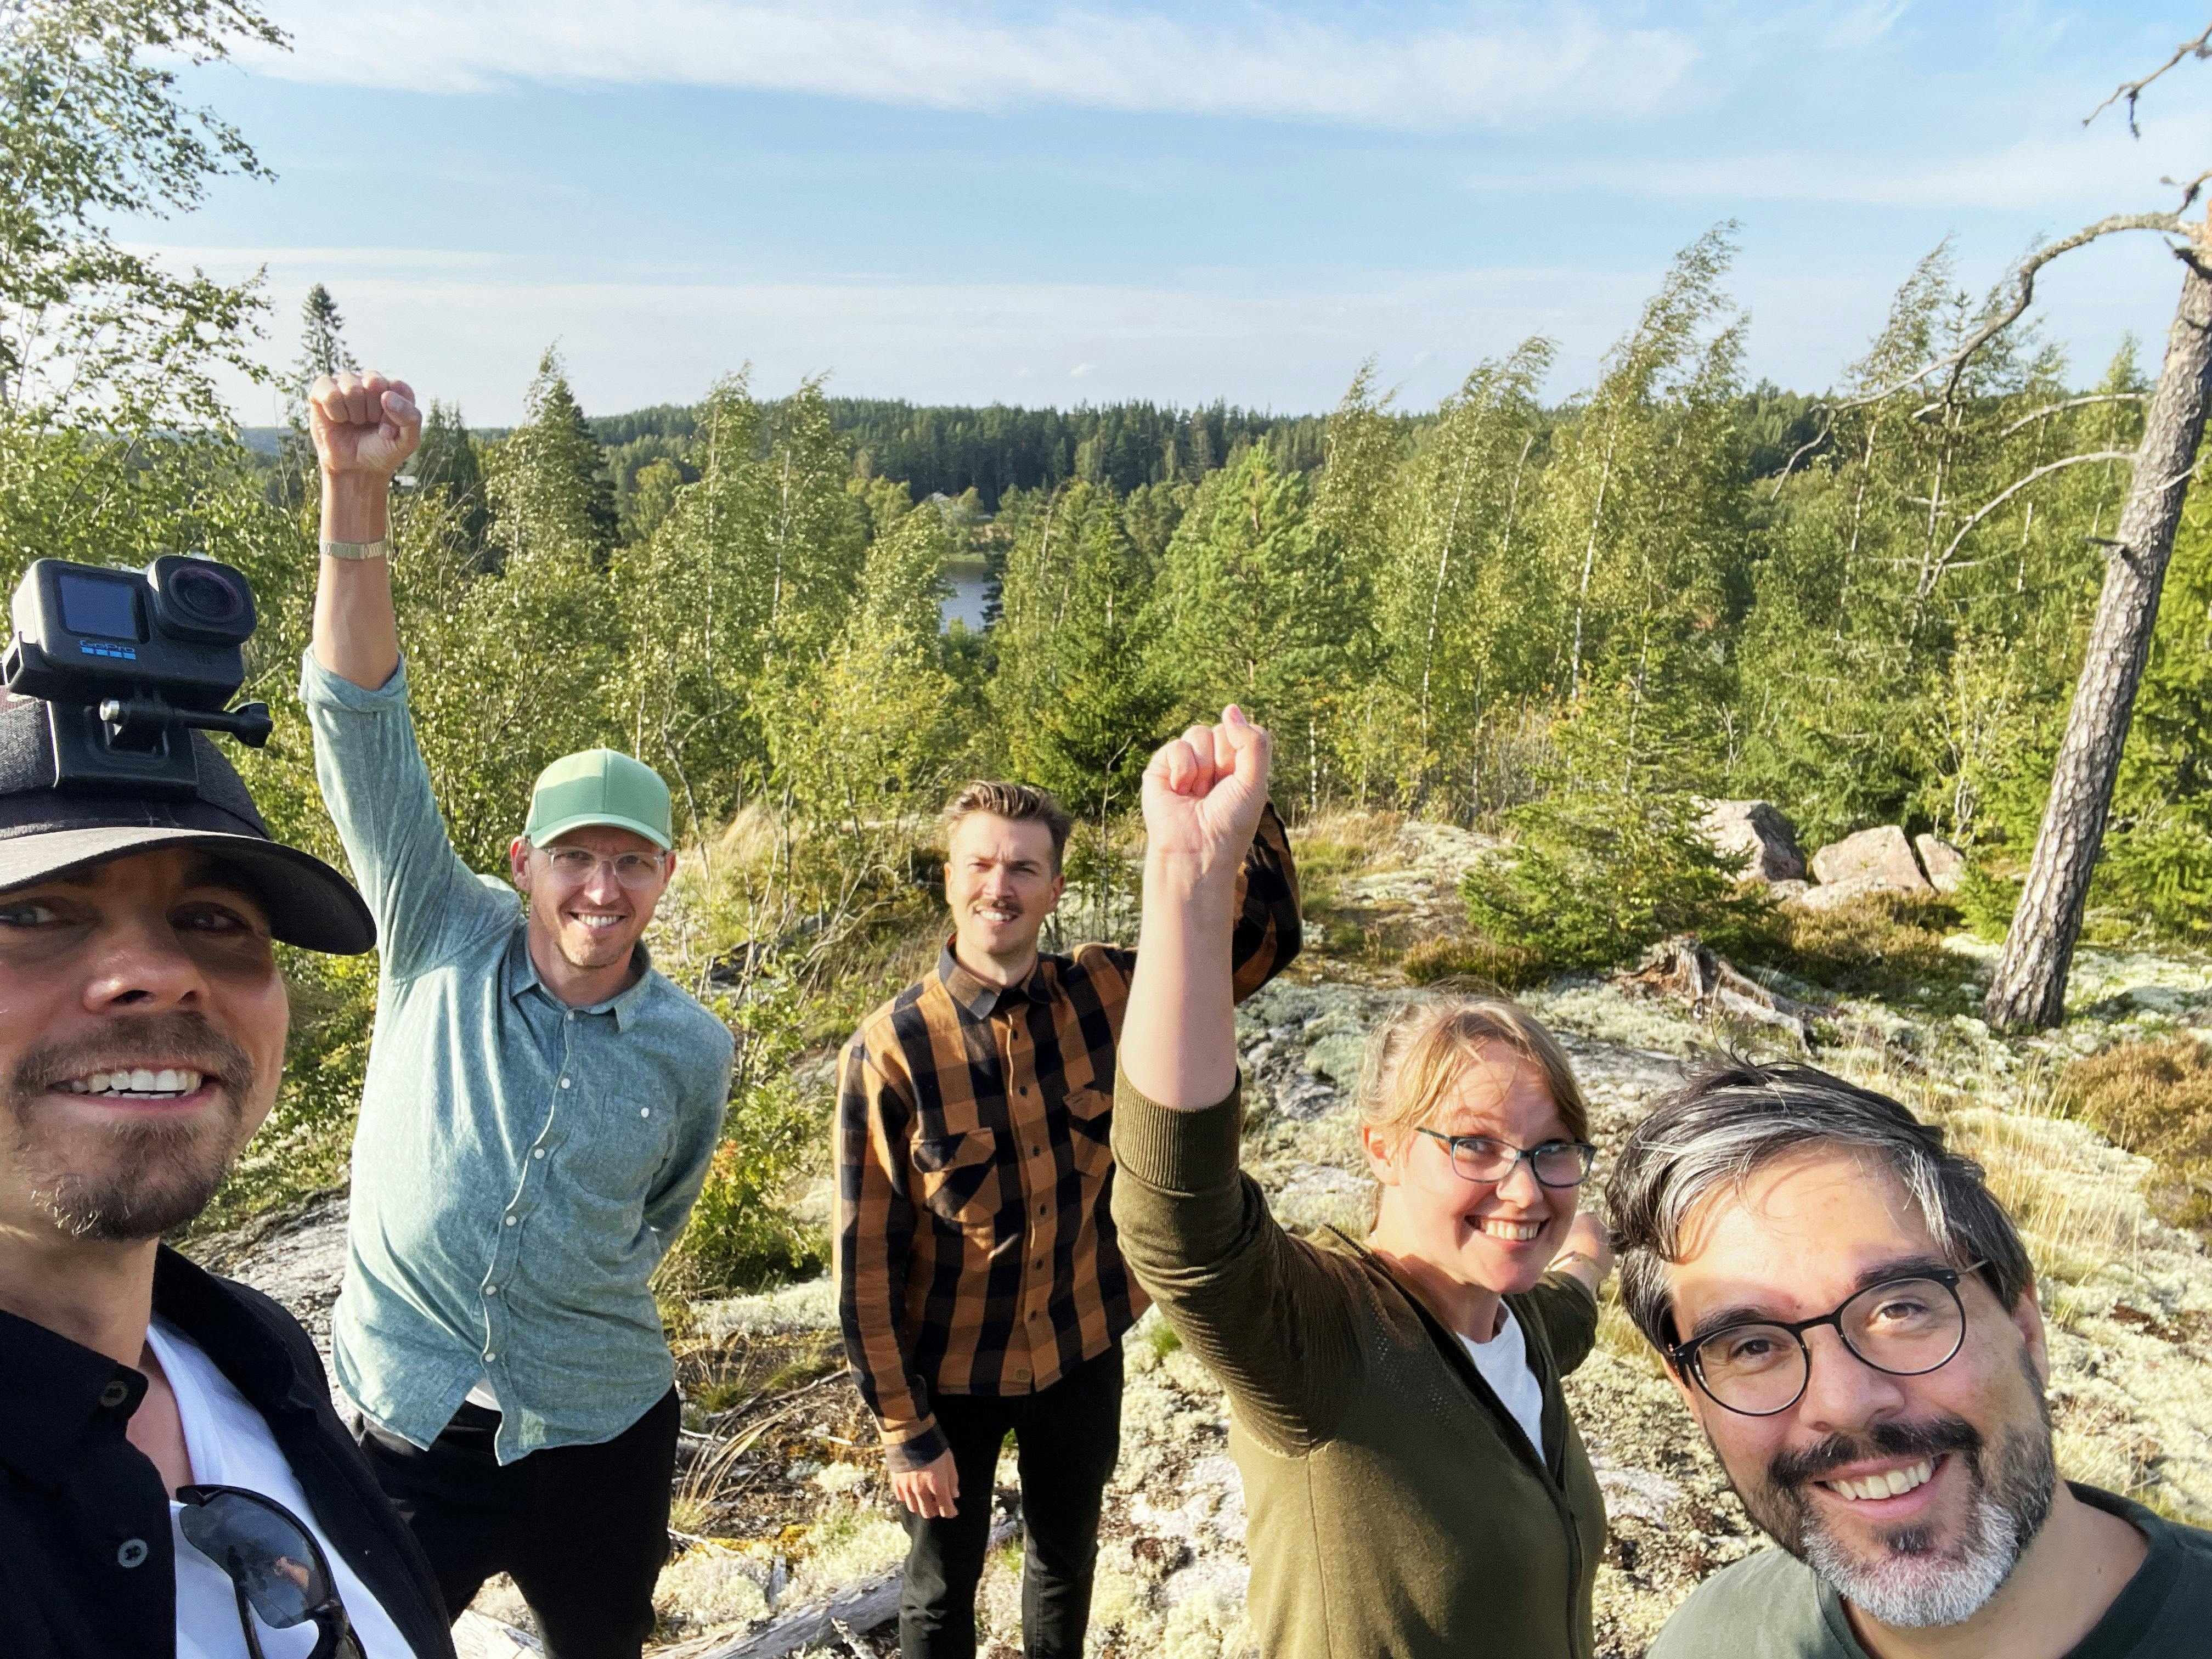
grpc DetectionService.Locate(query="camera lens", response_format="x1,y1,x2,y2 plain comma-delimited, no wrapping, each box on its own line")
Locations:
170,565,246,625
147,556,257,647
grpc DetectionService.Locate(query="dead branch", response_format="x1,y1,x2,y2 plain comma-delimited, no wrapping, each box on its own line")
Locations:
1999,392,2151,438
2086,21,2212,137
1769,211,2200,497
1929,450,2138,584
1860,215,2192,412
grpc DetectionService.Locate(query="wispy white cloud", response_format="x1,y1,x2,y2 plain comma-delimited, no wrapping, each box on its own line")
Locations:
1470,115,2212,213
152,237,2181,427
244,0,1697,129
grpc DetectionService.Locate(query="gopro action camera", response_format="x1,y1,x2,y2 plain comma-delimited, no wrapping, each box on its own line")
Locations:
3,556,274,795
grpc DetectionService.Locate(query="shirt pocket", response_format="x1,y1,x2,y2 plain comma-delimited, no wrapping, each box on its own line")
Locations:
912,1127,1001,1230
1064,1087,1114,1182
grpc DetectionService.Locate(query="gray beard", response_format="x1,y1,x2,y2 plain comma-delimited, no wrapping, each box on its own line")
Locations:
1800,1442,2045,1627
1755,1386,2057,1630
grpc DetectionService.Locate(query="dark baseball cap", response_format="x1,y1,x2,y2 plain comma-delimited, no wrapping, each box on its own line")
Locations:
0,692,375,954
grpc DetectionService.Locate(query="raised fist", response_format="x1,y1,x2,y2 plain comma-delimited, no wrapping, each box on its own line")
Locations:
1142,706,1272,873
309,371,421,480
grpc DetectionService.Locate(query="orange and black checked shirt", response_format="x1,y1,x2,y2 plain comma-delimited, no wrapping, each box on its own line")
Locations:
834,805,1301,1470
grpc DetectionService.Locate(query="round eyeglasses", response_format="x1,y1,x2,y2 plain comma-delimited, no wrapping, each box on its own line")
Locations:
539,847,667,890
1412,1127,1597,1187
176,1483,362,1659
1666,1264,1983,1418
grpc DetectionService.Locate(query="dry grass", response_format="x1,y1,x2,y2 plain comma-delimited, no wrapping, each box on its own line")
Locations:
1292,807,1405,867
2054,1035,2212,1233
1401,934,1550,991
1742,890,1973,1006
1832,1049,2146,1283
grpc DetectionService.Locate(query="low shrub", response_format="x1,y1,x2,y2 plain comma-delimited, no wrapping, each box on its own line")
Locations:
2053,1036,2212,1233
1460,787,1771,974
658,975,835,1296
1401,935,1550,991
1741,889,1970,1006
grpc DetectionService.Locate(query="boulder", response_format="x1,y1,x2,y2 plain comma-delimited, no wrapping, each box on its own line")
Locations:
1809,826,1930,894
1915,833,1967,894
1697,799,1807,884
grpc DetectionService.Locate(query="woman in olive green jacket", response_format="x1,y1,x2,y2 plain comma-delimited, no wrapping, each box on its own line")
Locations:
1111,708,1611,1659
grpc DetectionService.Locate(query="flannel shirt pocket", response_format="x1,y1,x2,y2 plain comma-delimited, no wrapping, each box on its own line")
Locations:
1065,1087,1114,1180
913,1128,1001,1228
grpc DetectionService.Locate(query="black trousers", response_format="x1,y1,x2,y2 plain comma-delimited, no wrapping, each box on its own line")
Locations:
358,1389,680,1659
899,1344,1123,1659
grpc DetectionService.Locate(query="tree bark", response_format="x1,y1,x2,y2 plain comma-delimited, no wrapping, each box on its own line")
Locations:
1984,230,2212,1031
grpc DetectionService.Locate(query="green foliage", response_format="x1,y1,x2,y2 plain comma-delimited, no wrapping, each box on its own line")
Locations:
1462,686,1767,973
411,399,490,556
657,978,829,1293
0,0,281,431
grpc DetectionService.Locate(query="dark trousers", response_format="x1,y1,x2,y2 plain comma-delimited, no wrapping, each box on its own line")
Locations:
900,1344,1123,1659
358,1389,680,1659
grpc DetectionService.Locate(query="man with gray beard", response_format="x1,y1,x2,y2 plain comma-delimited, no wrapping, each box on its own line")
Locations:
1610,1057,2212,1658
0,691,454,1658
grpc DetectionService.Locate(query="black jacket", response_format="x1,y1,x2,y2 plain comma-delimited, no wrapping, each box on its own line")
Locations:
0,1245,456,1659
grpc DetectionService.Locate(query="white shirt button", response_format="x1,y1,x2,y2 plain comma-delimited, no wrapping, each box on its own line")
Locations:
533,1148,547,1159
568,1011,578,1021
640,1107,651,1118
486,1284,500,1296
560,1077,572,1089
505,1215,518,1227
484,1351,495,1362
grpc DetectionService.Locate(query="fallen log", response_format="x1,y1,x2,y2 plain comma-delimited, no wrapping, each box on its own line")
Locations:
1617,935,1818,1047
685,1513,1018,1659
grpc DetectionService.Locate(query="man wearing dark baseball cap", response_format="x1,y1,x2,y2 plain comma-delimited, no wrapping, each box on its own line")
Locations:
0,691,456,1657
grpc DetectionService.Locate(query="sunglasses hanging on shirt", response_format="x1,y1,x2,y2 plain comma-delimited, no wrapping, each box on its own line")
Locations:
176,1483,363,1659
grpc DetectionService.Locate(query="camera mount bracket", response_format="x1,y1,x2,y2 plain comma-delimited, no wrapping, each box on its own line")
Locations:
44,695,272,798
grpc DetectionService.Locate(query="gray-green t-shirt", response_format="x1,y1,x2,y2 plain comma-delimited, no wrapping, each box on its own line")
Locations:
1649,1484,2212,1658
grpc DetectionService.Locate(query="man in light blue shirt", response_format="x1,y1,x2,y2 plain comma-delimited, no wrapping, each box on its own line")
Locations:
301,369,735,1659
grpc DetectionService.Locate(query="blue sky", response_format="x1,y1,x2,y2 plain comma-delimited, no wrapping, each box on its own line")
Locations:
151,2,2212,425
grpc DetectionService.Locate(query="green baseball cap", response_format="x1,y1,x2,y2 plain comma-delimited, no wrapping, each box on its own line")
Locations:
524,748,674,851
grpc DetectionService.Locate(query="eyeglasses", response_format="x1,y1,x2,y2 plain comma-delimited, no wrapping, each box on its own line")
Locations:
1665,1263,1984,1418
538,847,667,890
176,1484,362,1659
1412,1127,1597,1187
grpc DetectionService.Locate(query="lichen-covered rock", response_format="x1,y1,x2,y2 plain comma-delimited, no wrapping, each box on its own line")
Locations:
1696,800,1807,884
1808,825,1931,894
1915,833,1967,893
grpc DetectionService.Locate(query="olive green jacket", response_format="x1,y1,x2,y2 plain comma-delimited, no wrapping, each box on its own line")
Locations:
1110,1073,1606,1659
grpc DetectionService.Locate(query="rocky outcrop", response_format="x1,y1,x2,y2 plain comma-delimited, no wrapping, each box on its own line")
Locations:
1809,825,1929,891
1696,800,1806,884
1795,825,1934,910
1915,833,1967,894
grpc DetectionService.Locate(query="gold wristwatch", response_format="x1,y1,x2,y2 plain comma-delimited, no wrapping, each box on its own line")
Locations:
319,538,389,562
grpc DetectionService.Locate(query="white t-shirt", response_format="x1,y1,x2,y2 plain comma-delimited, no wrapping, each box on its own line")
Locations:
1459,1303,1546,1459
146,1319,414,1659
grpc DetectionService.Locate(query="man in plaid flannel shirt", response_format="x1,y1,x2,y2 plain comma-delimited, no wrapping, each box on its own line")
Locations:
836,775,1301,1659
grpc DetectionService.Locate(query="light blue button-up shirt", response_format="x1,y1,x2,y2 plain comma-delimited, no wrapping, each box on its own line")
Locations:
301,652,733,1464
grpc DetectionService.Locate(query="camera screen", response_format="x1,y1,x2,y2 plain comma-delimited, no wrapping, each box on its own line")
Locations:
57,573,143,643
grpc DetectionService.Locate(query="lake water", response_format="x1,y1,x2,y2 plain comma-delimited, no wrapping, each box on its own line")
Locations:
942,565,992,633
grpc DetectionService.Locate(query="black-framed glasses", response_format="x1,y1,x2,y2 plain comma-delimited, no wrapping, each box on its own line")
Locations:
1412,1127,1597,1187
176,1484,362,1659
1666,1263,1985,1418
539,847,667,890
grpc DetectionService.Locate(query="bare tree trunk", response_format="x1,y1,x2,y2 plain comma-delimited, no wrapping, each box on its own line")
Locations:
1985,234,2212,1030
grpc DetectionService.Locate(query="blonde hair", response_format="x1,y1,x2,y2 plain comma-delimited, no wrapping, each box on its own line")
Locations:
1356,991,1589,1154
942,781,1073,871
